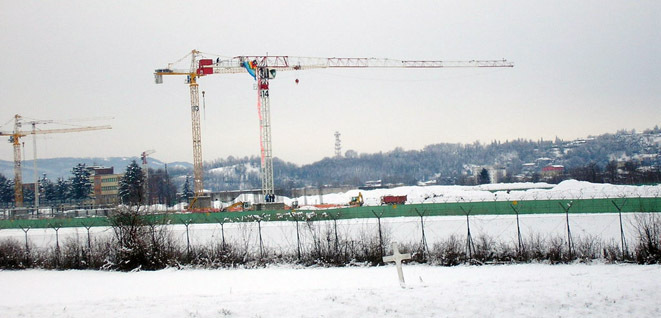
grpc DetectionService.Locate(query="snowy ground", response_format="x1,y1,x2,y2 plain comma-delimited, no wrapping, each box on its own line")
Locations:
1,264,659,317
0,212,645,253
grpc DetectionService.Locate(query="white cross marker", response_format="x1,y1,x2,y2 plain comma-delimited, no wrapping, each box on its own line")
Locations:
382,241,411,287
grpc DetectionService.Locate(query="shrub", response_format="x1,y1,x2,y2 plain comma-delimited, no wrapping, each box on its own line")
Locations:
633,213,661,264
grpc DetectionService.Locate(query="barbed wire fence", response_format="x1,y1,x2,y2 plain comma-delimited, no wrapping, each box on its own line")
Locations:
1,192,660,269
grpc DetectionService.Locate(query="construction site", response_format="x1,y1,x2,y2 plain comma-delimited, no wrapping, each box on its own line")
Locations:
1,49,514,217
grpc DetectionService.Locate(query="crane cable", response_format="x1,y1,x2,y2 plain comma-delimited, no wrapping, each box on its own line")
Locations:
0,117,14,130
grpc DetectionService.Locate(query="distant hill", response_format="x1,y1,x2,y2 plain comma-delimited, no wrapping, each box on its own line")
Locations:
0,157,192,182
1,127,660,192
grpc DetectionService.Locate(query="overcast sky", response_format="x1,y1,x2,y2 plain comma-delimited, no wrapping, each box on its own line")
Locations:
1,1,659,166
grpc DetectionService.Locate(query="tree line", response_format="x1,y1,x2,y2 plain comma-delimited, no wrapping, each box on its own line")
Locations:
199,127,661,191
0,161,178,207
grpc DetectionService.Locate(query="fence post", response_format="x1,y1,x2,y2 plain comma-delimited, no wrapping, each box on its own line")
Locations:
290,212,301,261
558,201,574,259
414,208,429,261
460,206,474,263
215,218,227,250
183,219,192,258
372,210,384,262
257,216,264,259
510,202,524,257
49,223,61,268
20,226,31,265
82,222,93,266
611,199,629,260
331,212,340,255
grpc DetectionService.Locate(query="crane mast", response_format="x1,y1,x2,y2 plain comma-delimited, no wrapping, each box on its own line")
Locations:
12,115,22,205
155,51,513,205
257,67,275,200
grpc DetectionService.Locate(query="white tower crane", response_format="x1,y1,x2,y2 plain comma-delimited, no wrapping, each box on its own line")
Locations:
155,52,514,204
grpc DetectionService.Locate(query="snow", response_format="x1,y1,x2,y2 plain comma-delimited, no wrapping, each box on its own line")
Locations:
0,212,648,255
1,181,660,316
0,264,659,317
284,180,661,207
208,162,259,175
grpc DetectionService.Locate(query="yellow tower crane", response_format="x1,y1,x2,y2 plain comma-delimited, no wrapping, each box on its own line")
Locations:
0,114,112,207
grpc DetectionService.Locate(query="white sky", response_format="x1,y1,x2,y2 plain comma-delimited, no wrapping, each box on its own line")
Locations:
0,1,659,165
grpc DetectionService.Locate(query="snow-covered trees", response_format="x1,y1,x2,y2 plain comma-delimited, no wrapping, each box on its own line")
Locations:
40,175,57,202
118,160,144,206
182,176,193,201
0,174,13,204
54,178,70,202
69,164,92,201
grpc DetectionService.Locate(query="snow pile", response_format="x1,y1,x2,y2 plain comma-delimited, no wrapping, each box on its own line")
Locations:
285,180,661,207
0,264,658,317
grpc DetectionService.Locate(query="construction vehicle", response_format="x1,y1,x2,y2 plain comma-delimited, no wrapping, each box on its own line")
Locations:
0,114,111,207
155,51,513,206
381,195,407,205
223,201,244,212
349,192,364,207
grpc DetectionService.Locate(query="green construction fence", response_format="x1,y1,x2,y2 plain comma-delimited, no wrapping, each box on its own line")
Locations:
1,197,659,230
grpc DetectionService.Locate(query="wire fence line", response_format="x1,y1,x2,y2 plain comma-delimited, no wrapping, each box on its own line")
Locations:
0,211,650,259
1,196,659,266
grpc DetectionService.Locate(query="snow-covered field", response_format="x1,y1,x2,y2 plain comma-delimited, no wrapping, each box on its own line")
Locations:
0,212,645,253
1,181,659,317
1,264,659,317
3,180,659,253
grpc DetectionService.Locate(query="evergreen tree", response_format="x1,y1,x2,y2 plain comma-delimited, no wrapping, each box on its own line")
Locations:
23,187,34,205
0,174,14,204
55,177,70,202
118,160,144,206
479,168,491,184
40,175,57,203
182,176,194,201
69,163,92,201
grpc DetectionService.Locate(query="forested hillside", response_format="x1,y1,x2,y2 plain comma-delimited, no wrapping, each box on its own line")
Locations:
204,127,661,191
2,127,660,194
